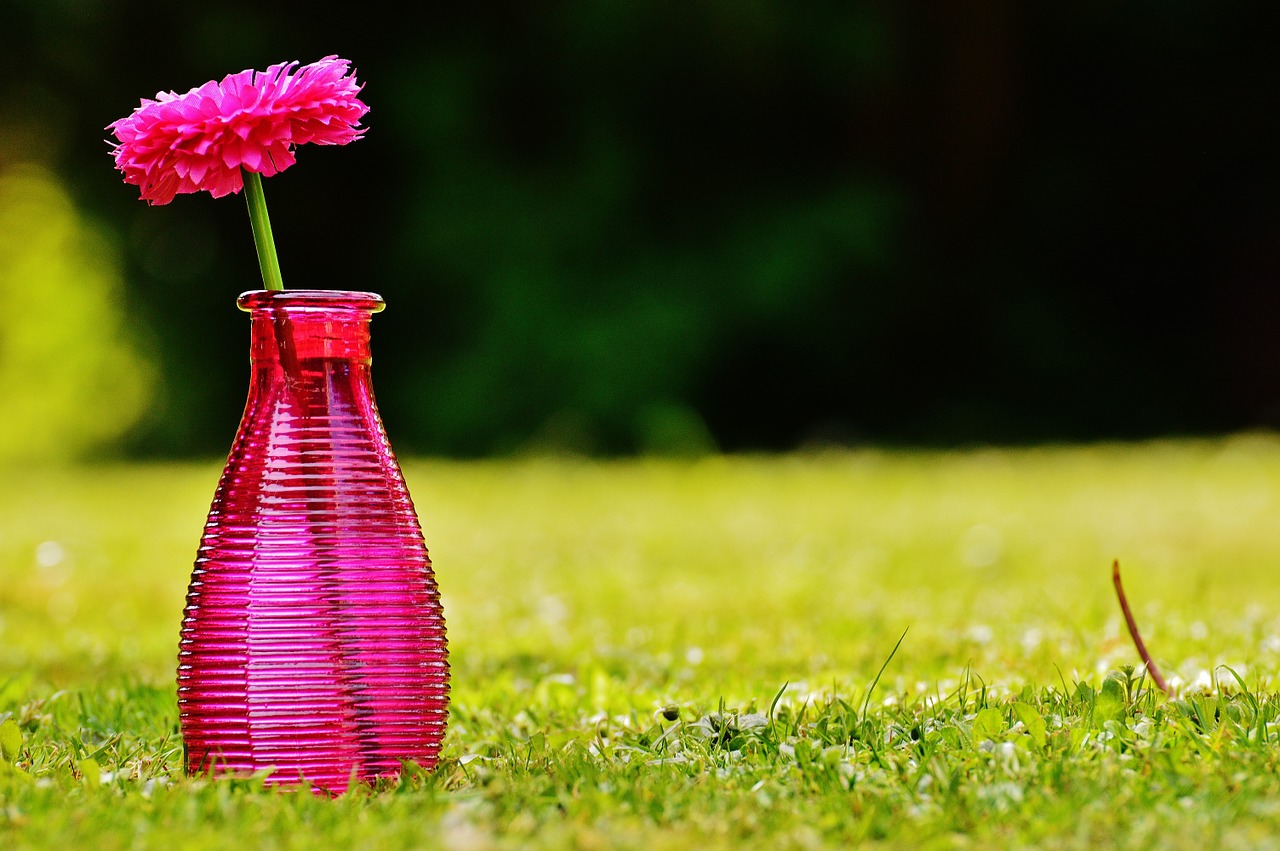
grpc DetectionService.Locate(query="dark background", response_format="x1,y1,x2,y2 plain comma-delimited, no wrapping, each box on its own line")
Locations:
3,0,1278,457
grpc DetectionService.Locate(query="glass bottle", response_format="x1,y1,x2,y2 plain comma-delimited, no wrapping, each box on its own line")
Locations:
177,290,449,793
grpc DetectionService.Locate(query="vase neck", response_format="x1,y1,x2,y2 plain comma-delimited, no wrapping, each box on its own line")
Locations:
239,290,385,367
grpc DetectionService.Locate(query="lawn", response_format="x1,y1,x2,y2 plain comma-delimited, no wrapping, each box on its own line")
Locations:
5,436,1280,848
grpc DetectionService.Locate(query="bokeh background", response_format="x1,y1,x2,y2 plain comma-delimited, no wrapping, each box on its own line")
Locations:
2,0,1277,462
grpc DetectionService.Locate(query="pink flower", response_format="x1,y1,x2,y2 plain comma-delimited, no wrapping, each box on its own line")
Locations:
108,56,369,205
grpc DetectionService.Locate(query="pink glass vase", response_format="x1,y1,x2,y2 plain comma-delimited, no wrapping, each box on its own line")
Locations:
177,290,449,793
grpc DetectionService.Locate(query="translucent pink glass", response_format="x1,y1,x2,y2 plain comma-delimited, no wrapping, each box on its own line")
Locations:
177,290,449,793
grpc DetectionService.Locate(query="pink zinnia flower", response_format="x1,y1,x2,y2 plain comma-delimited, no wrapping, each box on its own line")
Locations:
108,56,369,205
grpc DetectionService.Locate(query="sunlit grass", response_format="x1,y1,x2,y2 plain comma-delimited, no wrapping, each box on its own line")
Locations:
5,435,1280,847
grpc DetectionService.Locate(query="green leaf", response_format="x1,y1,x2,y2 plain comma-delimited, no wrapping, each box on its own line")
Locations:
973,707,1005,742
1094,677,1126,726
1013,702,1046,750
0,761,33,782
80,758,101,786
1067,726,1087,754
0,718,21,762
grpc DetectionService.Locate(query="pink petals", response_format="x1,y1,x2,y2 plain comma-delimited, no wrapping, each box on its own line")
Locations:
108,56,368,205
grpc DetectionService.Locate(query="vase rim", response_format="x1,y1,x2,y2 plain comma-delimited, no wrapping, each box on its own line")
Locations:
237,289,386,314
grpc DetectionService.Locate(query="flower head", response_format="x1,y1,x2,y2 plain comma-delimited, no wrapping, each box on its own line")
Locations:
108,56,368,205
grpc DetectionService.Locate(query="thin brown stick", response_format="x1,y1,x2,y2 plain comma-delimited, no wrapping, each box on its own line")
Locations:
1111,559,1171,695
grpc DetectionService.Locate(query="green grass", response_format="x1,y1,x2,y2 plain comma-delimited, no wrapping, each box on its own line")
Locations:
6,436,1280,848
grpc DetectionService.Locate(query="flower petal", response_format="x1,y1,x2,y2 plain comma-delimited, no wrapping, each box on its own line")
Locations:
108,56,368,203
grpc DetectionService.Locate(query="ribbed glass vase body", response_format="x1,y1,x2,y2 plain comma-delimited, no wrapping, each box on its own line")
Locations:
177,290,449,793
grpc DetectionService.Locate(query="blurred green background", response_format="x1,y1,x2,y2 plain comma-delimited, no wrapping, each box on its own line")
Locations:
1,1,1277,462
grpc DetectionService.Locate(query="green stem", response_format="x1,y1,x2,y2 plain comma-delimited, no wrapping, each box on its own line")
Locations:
242,169,284,291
